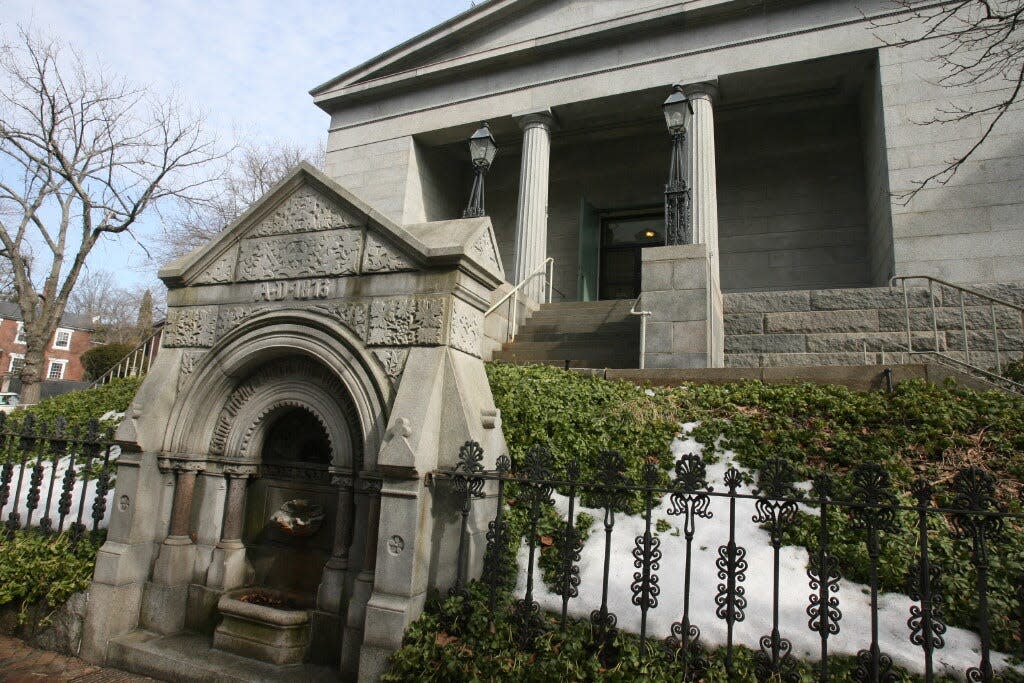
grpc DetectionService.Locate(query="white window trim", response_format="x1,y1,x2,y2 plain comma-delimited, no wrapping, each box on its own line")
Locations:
47,359,68,380
8,353,24,373
53,327,73,350
14,322,26,345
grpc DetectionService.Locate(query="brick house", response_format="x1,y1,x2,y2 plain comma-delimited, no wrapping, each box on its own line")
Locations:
0,301,95,388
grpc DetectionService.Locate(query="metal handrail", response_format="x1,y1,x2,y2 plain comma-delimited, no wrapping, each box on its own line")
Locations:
91,329,163,387
629,295,652,370
889,275,1024,392
484,258,554,343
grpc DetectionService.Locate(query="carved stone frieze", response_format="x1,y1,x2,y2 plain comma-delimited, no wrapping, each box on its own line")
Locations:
371,348,409,382
469,230,501,274
361,233,415,273
217,304,263,339
448,299,483,357
366,296,446,347
237,229,362,282
163,307,217,348
178,350,207,391
250,186,360,238
313,301,369,341
193,250,237,285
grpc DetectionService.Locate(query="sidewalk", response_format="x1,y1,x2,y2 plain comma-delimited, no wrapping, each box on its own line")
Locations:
0,635,159,682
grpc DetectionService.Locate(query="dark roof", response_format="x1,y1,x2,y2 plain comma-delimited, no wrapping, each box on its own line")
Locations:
0,301,95,332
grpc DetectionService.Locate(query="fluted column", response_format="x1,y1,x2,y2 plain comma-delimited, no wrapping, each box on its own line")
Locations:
512,110,555,302
684,82,724,367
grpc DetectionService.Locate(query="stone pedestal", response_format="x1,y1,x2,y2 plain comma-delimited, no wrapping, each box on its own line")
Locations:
641,243,724,368
512,110,555,302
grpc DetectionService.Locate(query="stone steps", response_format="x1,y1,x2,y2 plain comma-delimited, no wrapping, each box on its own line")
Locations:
493,300,640,368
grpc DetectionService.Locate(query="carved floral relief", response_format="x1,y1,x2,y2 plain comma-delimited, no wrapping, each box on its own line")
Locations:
366,296,446,347
237,229,363,282
361,233,415,273
163,307,217,348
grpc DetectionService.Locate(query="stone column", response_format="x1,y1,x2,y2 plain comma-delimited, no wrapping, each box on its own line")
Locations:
316,471,355,614
144,460,203,635
341,474,382,677
152,463,200,585
684,82,724,366
512,109,555,302
206,468,252,591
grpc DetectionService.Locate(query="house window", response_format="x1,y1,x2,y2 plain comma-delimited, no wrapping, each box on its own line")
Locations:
14,323,26,345
53,328,72,350
8,354,25,373
47,360,67,380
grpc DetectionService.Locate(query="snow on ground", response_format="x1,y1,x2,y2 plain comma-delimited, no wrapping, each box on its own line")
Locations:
515,424,1014,677
1,449,119,531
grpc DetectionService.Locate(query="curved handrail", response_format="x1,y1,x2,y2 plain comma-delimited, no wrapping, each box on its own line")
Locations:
629,295,652,370
484,258,554,344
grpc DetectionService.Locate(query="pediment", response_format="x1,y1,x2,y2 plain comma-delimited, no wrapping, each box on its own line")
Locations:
160,164,503,290
160,164,431,288
311,0,684,101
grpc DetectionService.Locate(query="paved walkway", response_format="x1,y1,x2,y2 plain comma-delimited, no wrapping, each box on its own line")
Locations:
0,636,159,682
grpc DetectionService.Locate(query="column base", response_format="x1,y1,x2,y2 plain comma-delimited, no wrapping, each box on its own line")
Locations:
341,571,374,679
139,581,189,635
151,536,195,586
205,540,248,591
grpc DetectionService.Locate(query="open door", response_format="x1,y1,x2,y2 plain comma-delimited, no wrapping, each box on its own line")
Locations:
577,198,599,301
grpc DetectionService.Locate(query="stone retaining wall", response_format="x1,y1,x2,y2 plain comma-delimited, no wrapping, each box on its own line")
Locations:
723,285,1024,368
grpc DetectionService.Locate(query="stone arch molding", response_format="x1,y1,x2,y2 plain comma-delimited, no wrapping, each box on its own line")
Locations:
161,310,388,469
209,357,362,470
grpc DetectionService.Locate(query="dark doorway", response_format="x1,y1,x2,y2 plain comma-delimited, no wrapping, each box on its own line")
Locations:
599,212,662,300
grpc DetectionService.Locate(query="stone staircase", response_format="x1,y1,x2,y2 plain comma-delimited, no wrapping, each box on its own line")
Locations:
723,285,1024,369
492,300,640,368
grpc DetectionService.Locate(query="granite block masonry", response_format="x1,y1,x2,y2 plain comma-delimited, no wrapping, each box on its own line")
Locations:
81,163,510,682
640,243,724,369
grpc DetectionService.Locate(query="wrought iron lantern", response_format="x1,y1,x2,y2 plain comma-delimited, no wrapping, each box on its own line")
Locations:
663,85,694,245
462,122,497,218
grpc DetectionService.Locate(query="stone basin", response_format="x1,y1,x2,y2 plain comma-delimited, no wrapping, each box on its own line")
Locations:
213,588,312,666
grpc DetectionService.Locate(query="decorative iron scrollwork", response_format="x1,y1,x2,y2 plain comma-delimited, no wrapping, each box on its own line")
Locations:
714,467,747,674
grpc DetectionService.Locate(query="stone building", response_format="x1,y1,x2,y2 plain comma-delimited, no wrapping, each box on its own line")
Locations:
312,0,1024,371
81,2,1023,682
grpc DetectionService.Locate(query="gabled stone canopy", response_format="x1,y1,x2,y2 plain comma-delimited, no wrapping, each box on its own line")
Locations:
159,162,503,289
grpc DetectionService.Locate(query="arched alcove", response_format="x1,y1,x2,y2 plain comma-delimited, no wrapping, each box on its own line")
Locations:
243,403,341,597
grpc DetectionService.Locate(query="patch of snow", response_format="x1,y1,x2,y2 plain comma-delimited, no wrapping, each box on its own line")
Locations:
2,455,117,531
516,431,1014,678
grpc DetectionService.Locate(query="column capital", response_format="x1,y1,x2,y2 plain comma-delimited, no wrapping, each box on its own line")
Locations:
681,80,719,104
514,107,557,131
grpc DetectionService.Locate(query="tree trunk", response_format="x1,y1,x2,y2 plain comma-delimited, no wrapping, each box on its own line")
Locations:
19,343,47,405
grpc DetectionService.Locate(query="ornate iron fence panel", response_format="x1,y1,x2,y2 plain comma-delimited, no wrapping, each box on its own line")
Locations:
0,413,116,546
435,440,1024,683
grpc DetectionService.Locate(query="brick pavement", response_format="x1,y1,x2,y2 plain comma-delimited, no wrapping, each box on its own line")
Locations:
0,635,158,682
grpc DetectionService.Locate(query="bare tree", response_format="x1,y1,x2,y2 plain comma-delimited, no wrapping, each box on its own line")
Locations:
157,138,324,262
66,269,149,345
876,0,1024,200
0,29,220,401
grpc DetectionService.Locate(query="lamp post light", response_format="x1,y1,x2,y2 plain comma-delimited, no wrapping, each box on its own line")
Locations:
462,122,497,218
662,85,694,245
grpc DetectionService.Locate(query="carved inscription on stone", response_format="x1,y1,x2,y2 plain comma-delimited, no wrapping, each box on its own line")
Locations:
313,301,368,341
194,251,236,285
164,307,217,348
361,233,415,273
253,279,332,302
250,186,360,238
448,299,483,357
237,230,362,282
372,348,409,381
367,296,446,346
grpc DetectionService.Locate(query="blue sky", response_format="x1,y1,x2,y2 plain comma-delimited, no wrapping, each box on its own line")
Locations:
2,0,474,291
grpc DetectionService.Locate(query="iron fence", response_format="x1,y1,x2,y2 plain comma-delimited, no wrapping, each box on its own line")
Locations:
435,441,1024,683
0,413,115,546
